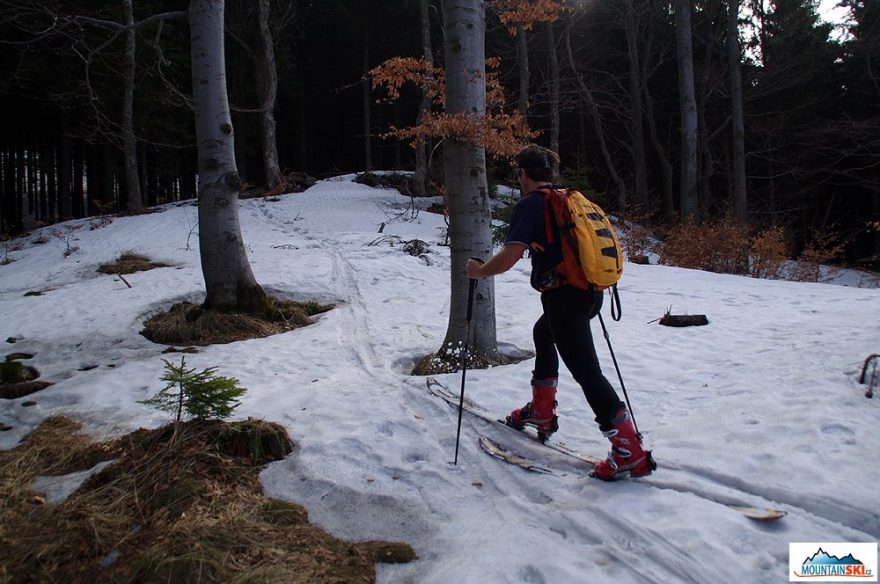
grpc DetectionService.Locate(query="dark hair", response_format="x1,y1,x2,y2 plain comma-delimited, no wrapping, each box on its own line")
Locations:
515,145,559,182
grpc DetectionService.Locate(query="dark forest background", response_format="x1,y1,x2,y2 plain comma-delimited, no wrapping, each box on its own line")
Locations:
1,0,878,269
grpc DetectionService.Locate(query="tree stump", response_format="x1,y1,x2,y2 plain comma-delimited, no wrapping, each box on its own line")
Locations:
659,313,709,327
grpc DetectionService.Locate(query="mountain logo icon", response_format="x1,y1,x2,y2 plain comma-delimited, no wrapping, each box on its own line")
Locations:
803,548,864,566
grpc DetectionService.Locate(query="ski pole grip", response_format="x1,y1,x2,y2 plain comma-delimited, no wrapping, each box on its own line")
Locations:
466,258,482,320
466,278,477,321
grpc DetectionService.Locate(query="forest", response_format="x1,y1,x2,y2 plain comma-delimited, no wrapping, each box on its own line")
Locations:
0,0,878,270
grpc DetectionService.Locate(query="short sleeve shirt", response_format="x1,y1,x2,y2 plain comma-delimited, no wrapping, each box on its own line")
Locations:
505,191,551,291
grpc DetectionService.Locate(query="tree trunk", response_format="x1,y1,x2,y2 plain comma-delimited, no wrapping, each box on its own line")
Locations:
414,0,434,197
44,140,55,222
73,142,84,218
546,22,560,155
728,0,747,219
1,143,14,232
298,81,308,171
623,0,648,208
441,0,497,360
641,26,674,221
517,23,530,127
675,0,699,220
59,113,72,219
256,0,282,190
189,0,265,312
122,0,143,213
102,143,116,212
362,29,373,171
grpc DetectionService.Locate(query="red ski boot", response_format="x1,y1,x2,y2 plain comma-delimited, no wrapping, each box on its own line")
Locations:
590,408,656,480
506,377,558,442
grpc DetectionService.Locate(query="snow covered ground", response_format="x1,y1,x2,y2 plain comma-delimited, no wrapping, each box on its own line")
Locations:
1,175,878,583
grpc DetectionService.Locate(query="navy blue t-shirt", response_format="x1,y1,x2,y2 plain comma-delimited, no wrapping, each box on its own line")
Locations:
505,190,556,291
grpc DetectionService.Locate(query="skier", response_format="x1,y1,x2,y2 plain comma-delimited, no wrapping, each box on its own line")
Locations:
465,144,654,480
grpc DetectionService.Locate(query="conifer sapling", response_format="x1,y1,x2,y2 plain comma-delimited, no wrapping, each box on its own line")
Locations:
141,357,247,424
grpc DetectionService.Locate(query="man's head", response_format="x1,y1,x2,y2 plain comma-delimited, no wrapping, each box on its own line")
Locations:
515,145,559,184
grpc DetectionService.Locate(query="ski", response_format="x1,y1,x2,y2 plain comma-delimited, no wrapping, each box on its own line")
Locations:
427,377,787,522
427,376,603,463
478,435,566,476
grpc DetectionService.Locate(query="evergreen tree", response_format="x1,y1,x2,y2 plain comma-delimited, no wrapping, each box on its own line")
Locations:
141,357,247,423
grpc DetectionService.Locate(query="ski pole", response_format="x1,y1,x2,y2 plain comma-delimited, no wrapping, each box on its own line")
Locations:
453,274,478,465
597,312,641,437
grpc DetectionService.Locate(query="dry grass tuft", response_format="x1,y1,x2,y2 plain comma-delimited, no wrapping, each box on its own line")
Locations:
141,297,333,346
97,252,169,275
0,417,415,583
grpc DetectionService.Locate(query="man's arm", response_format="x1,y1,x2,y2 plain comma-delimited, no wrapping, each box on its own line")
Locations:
466,243,527,279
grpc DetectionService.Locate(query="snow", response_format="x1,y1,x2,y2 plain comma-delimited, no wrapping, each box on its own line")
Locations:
1,174,878,583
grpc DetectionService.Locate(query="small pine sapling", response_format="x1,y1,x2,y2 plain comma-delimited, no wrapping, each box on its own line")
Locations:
141,357,247,427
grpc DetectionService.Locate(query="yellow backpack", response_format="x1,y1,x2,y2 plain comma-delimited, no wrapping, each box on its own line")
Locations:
535,187,623,291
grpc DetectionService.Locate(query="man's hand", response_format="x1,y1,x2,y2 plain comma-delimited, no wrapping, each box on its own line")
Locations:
466,257,484,279
465,244,526,279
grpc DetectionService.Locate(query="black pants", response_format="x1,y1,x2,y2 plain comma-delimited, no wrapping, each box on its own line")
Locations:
533,286,624,430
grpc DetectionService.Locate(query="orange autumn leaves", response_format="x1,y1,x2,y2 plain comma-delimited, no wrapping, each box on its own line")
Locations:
370,56,533,159
369,1,567,159
490,0,568,34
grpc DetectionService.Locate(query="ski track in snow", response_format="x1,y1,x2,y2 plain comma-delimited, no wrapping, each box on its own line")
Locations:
431,376,879,544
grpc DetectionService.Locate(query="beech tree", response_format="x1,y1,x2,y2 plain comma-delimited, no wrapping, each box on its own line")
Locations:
189,0,265,312
371,3,536,365
441,0,496,360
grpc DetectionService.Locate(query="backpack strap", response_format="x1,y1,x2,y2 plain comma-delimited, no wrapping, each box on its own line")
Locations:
534,187,557,245
543,191,555,244
610,283,622,321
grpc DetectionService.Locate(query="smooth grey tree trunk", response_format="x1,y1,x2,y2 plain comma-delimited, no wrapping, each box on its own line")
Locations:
441,0,497,360
256,0,282,190
675,0,699,219
189,0,265,311
728,0,747,219
122,0,142,212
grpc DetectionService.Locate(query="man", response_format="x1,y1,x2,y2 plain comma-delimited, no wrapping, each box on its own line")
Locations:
465,144,654,480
